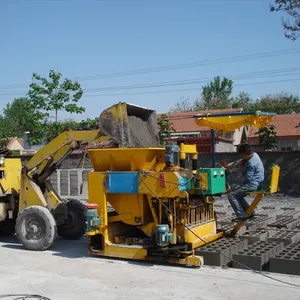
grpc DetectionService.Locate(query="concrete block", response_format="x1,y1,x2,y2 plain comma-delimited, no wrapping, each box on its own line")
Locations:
245,216,275,231
239,230,269,245
195,238,248,267
268,230,300,246
276,210,300,220
269,241,300,275
232,241,284,271
268,218,300,230
195,245,230,266
217,223,247,236
218,218,233,225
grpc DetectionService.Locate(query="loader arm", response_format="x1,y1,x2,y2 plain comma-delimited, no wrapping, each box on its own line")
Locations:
19,129,109,215
25,130,108,184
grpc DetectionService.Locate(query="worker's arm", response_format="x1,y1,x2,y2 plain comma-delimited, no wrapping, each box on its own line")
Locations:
219,159,242,173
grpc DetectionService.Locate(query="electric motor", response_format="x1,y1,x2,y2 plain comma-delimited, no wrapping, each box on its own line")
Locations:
156,224,173,247
84,203,101,232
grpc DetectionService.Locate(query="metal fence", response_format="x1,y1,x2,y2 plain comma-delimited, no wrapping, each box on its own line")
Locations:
50,169,92,201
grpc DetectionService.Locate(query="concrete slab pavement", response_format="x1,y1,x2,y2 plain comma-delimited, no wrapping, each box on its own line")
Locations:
0,236,300,300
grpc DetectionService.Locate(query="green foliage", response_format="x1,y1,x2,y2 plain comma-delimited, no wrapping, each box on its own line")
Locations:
270,0,300,41
199,76,233,109
253,93,300,114
0,98,46,145
27,69,85,122
169,78,300,116
231,92,255,111
0,70,89,146
255,125,278,150
0,138,9,148
169,77,234,112
157,114,175,145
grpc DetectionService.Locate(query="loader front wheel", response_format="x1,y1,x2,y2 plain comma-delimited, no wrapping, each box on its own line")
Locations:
15,206,56,251
57,200,85,240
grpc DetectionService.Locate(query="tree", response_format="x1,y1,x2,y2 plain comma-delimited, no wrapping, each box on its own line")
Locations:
255,124,278,150
0,98,47,145
270,0,300,41
157,114,175,145
27,69,85,122
199,77,233,109
169,97,195,113
253,92,300,114
231,92,255,111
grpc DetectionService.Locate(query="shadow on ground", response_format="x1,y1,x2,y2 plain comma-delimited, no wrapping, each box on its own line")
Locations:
0,235,89,258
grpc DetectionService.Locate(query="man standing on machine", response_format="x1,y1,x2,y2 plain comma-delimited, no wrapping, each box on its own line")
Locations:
223,143,265,222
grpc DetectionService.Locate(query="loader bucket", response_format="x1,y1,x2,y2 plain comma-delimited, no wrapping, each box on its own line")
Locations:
99,102,161,148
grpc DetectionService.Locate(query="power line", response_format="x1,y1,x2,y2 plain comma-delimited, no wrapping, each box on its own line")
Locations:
1,66,300,97
75,48,300,81
0,76,298,99
80,77,300,97
1,47,300,90
82,67,300,92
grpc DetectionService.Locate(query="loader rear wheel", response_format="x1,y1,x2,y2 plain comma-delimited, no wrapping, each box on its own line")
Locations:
15,206,56,251
57,200,85,240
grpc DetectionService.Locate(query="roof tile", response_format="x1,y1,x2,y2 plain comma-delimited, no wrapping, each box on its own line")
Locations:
248,114,300,138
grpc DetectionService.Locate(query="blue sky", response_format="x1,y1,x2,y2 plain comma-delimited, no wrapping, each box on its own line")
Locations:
0,0,299,121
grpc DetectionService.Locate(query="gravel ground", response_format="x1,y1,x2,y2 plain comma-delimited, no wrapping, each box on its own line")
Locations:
0,234,300,300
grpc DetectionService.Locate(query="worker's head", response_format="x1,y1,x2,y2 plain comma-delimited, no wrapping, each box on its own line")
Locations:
237,143,253,160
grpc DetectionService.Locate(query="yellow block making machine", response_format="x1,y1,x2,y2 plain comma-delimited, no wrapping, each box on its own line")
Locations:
0,101,278,268
85,146,225,267
84,108,279,267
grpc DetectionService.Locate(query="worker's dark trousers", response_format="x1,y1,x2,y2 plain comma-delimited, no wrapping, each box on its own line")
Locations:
227,181,262,219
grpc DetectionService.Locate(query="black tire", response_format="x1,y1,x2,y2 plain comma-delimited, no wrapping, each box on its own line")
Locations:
57,200,85,240
15,206,57,251
0,218,16,236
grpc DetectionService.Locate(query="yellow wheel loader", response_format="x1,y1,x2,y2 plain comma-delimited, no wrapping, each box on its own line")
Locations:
0,102,160,251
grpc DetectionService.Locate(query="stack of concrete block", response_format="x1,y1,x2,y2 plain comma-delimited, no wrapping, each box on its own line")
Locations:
217,218,234,225
269,242,300,275
268,230,300,246
276,209,300,220
255,208,277,216
232,241,284,271
245,215,276,231
195,238,248,267
239,230,269,244
261,206,277,210
216,223,247,236
268,217,300,230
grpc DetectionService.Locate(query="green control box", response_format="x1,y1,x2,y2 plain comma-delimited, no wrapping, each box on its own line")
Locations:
196,168,226,195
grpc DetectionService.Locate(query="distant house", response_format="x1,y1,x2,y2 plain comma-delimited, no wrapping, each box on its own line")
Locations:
0,137,24,152
158,108,246,153
247,114,300,151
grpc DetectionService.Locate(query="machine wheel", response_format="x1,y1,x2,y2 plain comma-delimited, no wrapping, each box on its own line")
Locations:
15,206,57,251
57,200,85,240
0,218,16,236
